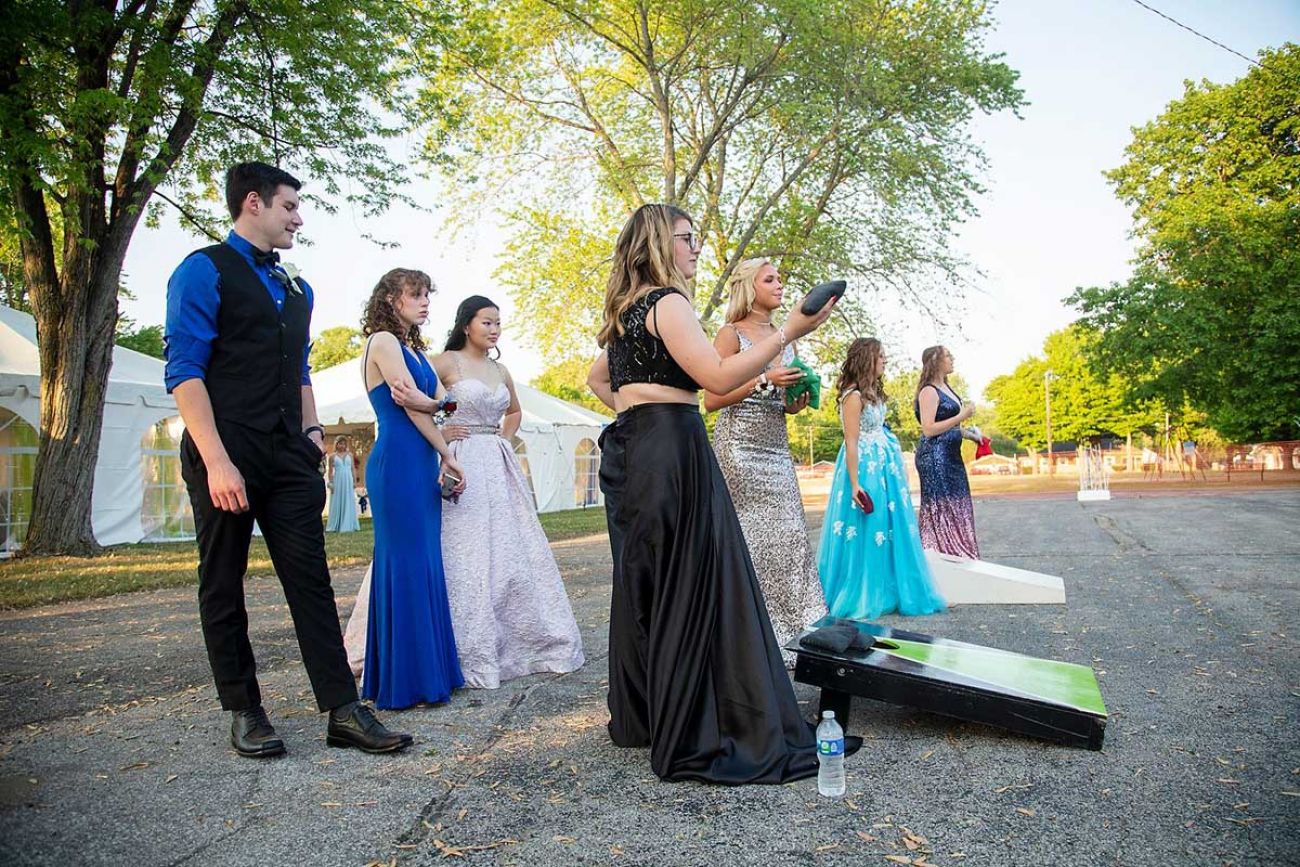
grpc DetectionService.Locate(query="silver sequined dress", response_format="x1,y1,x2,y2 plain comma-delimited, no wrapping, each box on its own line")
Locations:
711,328,827,666
346,368,585,688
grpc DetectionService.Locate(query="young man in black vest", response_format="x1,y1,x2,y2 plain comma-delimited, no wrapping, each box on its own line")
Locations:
165,162,410,757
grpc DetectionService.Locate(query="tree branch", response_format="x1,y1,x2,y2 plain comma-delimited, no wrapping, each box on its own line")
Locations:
117,0,245,227
152,189,223,241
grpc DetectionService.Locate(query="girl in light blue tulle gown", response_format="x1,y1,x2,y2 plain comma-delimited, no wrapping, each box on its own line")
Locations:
326,437,361,532
817,338,945,620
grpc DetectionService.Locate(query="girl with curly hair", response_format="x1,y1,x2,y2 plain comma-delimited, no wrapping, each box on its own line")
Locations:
352,268,466,709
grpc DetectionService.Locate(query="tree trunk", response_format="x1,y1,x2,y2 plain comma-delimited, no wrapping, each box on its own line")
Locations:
22,237,125,557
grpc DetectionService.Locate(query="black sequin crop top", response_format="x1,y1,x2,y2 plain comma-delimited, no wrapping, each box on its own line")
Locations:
607,287,701,392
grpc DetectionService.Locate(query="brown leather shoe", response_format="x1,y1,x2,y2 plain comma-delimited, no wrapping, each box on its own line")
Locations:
326,703,412,754
230,706,286,758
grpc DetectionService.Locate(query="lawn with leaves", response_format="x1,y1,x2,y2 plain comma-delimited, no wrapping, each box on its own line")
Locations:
0,507,607,610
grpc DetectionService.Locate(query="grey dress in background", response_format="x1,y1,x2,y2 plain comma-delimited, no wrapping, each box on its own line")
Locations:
711,327,827,667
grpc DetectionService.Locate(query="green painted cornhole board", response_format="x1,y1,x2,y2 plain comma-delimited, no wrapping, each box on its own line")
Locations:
787,617,1107,750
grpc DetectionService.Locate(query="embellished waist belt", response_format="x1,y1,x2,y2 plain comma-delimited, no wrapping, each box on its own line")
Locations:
462,424,502,435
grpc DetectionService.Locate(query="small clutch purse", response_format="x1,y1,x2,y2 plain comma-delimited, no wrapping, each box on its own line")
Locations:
854,489,874,514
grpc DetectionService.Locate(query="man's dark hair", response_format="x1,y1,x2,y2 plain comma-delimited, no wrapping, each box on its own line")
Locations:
225,162,302,219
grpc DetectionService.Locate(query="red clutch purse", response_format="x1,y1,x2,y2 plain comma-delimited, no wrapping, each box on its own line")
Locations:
854,489,874,513
975,437,993,458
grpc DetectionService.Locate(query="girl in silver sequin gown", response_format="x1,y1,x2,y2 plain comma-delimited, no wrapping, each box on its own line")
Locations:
705,260,827,667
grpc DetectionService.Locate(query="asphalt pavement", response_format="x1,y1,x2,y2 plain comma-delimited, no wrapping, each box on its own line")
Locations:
0,490,1296,866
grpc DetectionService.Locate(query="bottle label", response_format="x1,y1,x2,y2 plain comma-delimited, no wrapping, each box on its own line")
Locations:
818,737,844,757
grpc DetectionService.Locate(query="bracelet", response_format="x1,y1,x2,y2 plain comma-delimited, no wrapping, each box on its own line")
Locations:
777,326,787,350
303,425,325,439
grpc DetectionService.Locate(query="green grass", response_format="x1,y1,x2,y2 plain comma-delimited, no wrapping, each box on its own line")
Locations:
0,507,608,611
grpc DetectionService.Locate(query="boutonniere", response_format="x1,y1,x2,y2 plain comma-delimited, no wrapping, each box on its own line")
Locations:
273,262,303,295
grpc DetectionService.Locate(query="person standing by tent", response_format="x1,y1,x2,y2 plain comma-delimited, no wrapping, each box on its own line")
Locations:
165,161,410,758
326,436,361,532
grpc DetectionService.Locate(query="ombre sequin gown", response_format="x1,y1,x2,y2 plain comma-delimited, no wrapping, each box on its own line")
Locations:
914,385,979,559
817,396,946,620
712,329,826,667
346,367,584,689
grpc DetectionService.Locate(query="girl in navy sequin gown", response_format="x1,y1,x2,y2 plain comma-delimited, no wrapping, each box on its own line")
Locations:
914,345,980,559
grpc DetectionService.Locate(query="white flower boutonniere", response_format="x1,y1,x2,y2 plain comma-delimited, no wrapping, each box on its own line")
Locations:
279,262,303,295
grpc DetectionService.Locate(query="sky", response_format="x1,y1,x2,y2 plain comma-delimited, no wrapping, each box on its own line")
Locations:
118,0,1299,401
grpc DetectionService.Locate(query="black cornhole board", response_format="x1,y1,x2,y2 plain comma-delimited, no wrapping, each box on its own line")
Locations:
787,617,1107,750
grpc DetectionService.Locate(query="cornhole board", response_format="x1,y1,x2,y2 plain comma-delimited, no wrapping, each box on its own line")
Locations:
925,550,1066,605
788,617,1106,750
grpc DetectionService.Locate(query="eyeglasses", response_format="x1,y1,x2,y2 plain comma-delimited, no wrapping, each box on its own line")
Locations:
672,231,703,251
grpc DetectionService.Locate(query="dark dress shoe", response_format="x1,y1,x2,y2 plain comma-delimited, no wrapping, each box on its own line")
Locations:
326,703,413,754
231,706,286,758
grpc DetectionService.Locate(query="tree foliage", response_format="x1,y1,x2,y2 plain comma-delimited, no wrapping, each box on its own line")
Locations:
115,322,164,359
1069,45,1300,442
0,0,443,554
530,358,617,417
984,327,1163,450
424,0,1023,365
309,326,364,373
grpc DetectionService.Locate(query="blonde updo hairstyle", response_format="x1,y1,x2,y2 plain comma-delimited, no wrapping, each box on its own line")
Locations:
723,258,772,324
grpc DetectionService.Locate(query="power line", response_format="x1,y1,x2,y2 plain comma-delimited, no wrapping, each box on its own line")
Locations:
1127,0,1263,69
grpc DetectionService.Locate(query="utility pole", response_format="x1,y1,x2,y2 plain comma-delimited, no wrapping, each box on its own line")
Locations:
1044,369,1056,475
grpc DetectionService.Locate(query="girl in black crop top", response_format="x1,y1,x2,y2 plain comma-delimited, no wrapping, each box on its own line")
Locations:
585,204,840,785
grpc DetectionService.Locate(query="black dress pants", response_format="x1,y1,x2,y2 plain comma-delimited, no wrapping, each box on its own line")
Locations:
180,420,358,712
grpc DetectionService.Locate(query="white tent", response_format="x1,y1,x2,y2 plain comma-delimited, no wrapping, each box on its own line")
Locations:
312,357,610,513
0,305,183,548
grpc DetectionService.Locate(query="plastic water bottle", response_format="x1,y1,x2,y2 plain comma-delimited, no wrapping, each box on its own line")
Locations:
816,710,846,797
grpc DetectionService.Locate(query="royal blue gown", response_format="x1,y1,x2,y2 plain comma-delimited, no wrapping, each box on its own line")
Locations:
817,397,946,620
362,345,464,709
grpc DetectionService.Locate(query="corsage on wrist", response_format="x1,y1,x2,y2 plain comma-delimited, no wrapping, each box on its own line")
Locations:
433,396,458,426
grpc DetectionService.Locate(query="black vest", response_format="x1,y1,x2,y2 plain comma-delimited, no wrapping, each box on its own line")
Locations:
195,243,310,433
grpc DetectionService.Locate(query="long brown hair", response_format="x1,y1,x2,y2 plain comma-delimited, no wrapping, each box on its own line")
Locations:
597,203,694,348
836,338,887,406
361,268,431,351
916,344,950,397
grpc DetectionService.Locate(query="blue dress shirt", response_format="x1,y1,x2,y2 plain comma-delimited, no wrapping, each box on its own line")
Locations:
164,230,314,392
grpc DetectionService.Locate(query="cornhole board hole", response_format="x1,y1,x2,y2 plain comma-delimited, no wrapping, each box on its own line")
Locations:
924,550,1066,605
788,617,1106,750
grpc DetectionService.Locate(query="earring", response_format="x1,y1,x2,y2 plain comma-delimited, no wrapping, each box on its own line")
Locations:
490,345,502,361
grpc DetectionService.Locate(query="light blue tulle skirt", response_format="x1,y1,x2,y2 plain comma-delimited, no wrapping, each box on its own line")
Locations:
816,431,946,620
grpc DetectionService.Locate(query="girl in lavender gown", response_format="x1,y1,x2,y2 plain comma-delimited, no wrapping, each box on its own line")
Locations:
346,297,584,688
914,345,980,559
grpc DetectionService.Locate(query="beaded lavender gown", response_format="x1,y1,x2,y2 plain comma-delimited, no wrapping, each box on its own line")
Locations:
346,367,584,688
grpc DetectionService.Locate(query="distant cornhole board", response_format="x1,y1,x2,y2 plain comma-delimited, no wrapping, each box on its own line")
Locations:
925,550,1066,605
789,618,1107,750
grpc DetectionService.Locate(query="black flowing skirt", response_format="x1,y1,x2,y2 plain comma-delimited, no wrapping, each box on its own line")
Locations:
598,403,818,785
